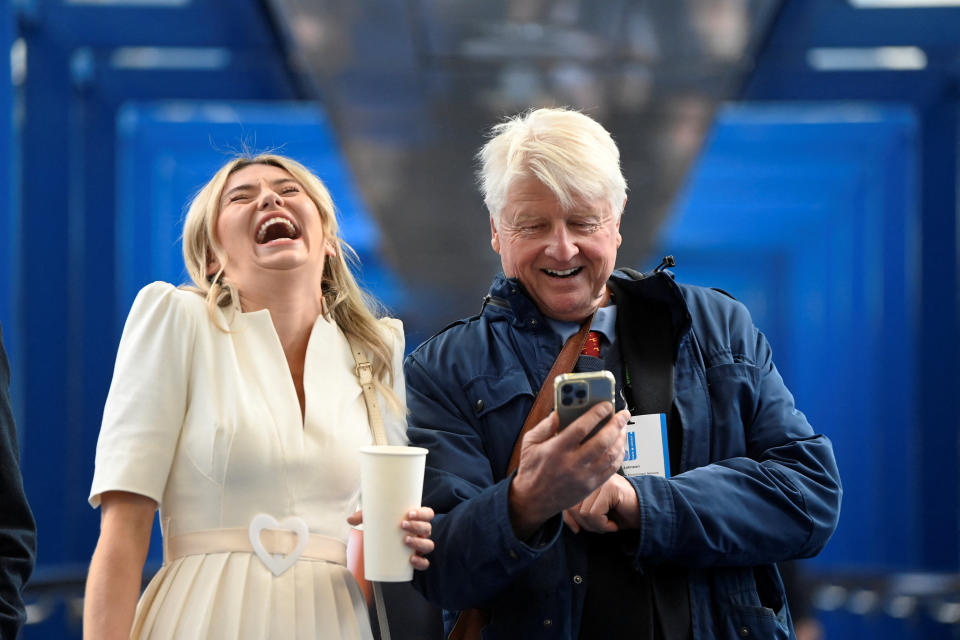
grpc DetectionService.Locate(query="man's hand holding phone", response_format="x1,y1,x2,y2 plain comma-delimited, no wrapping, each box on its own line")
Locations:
507,400,630,540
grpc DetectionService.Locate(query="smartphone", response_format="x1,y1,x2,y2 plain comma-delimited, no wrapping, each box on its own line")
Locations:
553,371,616,438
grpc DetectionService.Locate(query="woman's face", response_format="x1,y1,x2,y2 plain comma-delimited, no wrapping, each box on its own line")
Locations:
211,163,335,289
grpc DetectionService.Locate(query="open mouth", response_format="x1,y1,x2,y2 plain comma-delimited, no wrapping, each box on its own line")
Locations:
542,267,583,278
256,216,301,244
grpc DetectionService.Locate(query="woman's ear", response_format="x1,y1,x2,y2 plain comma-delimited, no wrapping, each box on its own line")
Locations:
206,256,222,277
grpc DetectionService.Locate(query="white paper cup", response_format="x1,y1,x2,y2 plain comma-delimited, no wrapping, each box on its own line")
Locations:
359,445,428,582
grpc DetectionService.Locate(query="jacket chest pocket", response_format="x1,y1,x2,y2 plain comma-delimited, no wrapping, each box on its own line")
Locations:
705,362,760,460
464,369,535,478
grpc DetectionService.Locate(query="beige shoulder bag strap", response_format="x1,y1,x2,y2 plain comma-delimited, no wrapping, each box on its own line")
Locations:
349,341,391,640
351,342,389,446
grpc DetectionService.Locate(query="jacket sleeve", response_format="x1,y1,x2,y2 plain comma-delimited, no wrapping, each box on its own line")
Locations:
0,326,37,639
629,294,842,568
404,349,563,610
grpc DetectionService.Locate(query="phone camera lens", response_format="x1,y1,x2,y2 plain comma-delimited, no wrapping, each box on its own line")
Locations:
575,388,587,399
561,396,572,406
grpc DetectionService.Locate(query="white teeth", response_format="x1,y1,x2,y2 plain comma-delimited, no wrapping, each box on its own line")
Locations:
545,267,580,276
256,217,297,243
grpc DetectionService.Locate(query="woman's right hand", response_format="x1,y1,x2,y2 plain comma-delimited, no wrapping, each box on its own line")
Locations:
347,507,436,570
83,491,156,640
400,506,435,570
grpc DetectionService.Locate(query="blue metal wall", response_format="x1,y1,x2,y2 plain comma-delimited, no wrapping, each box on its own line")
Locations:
1,0,16,388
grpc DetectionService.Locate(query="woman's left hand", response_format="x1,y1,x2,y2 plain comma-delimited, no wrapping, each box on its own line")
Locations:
347,507,436,570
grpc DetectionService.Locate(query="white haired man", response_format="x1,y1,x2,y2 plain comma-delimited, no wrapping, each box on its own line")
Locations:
404,108,841,640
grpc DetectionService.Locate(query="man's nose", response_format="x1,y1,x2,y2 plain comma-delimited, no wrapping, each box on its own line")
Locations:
543,226,578,261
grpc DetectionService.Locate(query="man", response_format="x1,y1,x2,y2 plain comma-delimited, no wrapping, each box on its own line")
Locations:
404,107,841,639
0,325,36,638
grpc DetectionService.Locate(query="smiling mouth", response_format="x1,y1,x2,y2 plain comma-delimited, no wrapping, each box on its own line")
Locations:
542,267,583,278
256,216,301,244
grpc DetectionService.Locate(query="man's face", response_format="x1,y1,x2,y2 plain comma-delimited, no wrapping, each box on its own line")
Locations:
491,175,622,322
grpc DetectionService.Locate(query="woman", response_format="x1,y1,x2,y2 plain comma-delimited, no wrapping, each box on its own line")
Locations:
83,154,434,639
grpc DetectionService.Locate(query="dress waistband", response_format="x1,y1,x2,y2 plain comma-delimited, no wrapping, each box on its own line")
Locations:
166,528,347,567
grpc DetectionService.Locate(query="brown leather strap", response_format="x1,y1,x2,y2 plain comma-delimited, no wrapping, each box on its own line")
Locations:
450,313,594,640
506,313,594,475
425,312,605,640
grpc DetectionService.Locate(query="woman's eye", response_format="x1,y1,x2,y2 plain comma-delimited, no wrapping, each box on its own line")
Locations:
229,195,249,203
282,187,299,195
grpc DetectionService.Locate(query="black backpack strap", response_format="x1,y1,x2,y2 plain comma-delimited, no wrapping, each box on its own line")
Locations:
607,274,676,415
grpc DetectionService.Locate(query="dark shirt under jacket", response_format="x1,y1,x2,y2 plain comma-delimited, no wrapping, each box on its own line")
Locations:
0,325,37,639
574,337,691,640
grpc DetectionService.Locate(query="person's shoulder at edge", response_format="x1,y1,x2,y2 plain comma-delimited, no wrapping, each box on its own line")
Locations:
671,279,766,363
132,280,208,313
121,281,208,339
405,310,488,364
377,316,405,346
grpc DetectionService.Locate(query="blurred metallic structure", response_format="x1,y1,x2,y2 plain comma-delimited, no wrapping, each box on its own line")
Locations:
264,0,781,323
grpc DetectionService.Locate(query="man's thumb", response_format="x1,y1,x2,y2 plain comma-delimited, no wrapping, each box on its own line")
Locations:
523,411,558,445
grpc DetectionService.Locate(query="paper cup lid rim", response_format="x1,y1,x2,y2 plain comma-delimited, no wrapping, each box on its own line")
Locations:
359,445,429,455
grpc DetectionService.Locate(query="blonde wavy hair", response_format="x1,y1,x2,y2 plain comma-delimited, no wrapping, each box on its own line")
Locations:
181,154,401,411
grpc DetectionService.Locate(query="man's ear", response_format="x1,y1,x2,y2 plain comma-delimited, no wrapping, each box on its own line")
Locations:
490,216,501,254
616,198,625,248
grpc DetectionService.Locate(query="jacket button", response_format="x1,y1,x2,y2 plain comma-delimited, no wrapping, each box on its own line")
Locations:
529,318,538,326
474,399,484,412
542,619,552,628
573,575,583,585
508,550,518,560
739,626,749,637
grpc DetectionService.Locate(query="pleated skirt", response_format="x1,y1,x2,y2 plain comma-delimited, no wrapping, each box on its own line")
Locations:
131,553,373,640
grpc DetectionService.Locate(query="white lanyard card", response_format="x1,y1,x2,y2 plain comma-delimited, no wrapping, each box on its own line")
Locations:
622,413,670,478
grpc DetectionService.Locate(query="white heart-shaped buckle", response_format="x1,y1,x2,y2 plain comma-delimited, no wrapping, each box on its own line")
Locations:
248,513,309,576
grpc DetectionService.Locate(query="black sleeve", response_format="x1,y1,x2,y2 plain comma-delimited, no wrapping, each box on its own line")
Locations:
0,324,37,638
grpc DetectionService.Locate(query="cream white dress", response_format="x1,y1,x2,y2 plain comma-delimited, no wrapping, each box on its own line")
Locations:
89,282,407,640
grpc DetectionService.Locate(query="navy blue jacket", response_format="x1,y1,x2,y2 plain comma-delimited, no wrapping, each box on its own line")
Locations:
404,271,842,639
0,325,36,639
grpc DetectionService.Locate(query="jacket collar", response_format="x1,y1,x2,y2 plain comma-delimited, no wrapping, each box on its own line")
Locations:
484,269,691,342
484,274,545,329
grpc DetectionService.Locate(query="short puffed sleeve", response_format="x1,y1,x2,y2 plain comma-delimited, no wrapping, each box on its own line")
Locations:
379,317,408,446
89,282,201,508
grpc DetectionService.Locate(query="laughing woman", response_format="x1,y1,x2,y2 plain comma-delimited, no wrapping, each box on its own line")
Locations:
83,154,434,639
